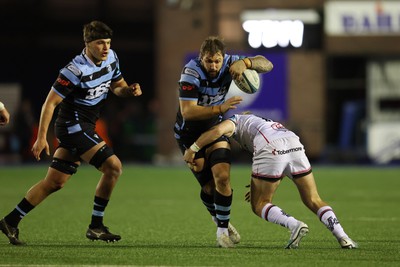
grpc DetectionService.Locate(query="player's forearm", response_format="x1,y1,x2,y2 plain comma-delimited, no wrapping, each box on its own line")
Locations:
196,130,222,149
181,105,222,120
112,86,130,97
248,55,273,73
111,78,133,97
193,120,235,151
36,103,56,140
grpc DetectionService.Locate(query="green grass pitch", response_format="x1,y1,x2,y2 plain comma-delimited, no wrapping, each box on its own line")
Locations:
0,164,399,266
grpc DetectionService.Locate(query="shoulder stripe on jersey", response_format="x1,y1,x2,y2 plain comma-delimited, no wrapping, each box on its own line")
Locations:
179,97,198,101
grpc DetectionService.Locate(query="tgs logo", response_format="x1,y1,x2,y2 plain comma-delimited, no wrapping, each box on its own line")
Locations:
86,81,111,99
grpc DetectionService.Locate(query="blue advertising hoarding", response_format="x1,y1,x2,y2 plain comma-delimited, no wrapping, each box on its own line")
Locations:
225,52,288,121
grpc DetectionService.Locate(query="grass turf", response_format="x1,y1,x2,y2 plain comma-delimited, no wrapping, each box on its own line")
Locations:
0,164,399,266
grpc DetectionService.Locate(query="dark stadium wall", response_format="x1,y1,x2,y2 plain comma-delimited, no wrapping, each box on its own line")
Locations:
1,0,400,163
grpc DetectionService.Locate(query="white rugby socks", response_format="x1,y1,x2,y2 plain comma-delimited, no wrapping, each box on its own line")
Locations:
317,206,348,240
261,203,299,231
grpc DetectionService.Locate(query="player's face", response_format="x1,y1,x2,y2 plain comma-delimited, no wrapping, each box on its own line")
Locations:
201,52,223,78
85,39,111,65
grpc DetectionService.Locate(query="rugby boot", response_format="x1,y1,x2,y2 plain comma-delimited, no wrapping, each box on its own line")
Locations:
0,218,25,245
86,225,121,242
339,236,359,249
285,221,309,249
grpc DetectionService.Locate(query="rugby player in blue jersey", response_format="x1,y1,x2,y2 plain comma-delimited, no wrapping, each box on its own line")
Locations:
174,36,273,247
0,21,142,245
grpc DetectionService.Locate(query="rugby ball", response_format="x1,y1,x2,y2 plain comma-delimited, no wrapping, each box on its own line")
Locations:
233,69,260,94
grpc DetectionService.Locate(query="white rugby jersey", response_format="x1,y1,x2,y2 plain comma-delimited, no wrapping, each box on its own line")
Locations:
228,114,297,152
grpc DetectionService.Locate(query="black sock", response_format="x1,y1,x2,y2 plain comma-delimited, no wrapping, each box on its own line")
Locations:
200,189,216,217
4,198,35,228
214,190,232,229
89,196,109,228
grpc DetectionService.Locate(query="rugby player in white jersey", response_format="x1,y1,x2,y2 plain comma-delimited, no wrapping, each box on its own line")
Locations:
183,113,358,249
0,21,142,245
174,36,273,248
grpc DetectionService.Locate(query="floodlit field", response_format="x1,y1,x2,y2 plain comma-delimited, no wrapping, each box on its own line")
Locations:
0,164,399,266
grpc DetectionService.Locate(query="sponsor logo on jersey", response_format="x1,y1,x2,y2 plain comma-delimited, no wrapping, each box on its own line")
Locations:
272,146,303,155
106,64,112,73
183,67,200,78
271,122,287,131
86,81,111,100
66,64,82,76
57,77,70,87
181,84,194,91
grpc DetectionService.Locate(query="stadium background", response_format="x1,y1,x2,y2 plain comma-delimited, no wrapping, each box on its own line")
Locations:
0,0,399,166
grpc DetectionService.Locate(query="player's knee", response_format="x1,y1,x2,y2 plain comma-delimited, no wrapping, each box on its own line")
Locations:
42,177,66,193
49,180,66,192
101,157,123,178
214,171,230,187
208,148,231,167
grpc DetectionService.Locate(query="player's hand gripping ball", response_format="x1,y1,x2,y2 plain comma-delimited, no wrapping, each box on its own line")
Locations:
234,69,260,94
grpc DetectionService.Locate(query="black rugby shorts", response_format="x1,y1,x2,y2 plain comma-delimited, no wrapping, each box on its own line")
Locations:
55,122,105,156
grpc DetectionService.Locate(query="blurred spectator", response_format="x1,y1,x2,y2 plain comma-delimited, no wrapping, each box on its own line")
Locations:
96,118,112,147
12,99,37,162
105,98,158,162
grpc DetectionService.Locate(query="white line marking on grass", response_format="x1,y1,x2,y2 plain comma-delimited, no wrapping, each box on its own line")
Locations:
357,217,399,222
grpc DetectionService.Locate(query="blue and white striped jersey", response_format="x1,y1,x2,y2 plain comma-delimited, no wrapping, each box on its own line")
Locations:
174,54,241,139
52,49,123,125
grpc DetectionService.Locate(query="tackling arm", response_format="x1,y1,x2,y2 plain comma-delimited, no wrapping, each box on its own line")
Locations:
195,120,235,148
183,120,236,164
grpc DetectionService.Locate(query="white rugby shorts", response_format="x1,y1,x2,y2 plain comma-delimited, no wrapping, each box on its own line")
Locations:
251,136,312,180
